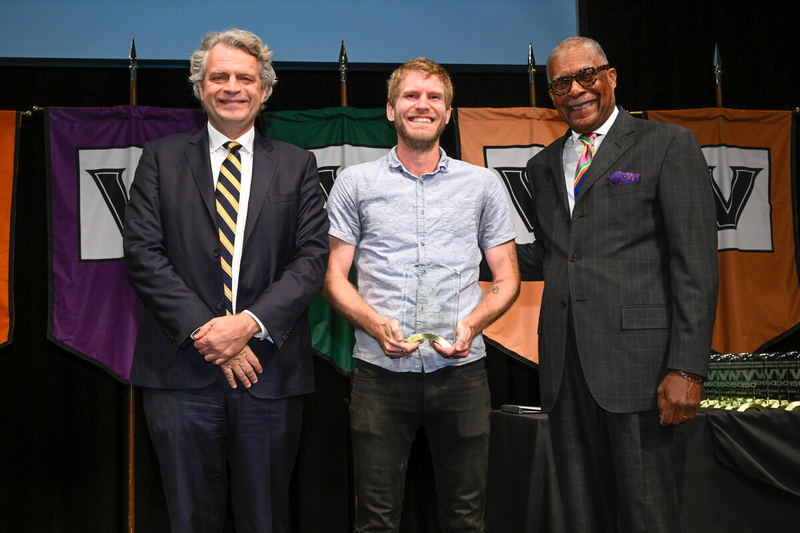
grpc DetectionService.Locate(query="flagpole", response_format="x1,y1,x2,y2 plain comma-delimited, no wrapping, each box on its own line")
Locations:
713,43,723,108
528,44,536,107
339,40,348,107
339,40,353,520
127,37,137,533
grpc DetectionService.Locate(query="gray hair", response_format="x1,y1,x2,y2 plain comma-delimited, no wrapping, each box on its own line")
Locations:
546,37,609,82
189,28,277,109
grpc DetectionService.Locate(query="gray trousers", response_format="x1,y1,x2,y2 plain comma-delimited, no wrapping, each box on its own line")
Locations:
548,314,687,532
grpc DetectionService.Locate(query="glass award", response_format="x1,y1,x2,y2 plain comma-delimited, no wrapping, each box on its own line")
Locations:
400,263,460,348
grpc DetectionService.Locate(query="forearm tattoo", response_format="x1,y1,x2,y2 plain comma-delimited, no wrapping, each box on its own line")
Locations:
486,278,504,296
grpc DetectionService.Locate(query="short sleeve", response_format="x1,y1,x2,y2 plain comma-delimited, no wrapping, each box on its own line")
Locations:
326,167,361,246
478,168,517,250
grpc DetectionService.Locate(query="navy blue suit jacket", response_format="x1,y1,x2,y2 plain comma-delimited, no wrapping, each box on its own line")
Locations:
123,126,329,399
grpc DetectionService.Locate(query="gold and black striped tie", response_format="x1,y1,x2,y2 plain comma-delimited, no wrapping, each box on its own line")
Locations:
215,141,242,315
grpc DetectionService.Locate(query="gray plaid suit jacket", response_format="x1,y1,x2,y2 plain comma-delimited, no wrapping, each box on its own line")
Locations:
519,108,718,413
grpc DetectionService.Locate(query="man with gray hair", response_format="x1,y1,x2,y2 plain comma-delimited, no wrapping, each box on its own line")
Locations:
518,36,717,531
124,28,329,532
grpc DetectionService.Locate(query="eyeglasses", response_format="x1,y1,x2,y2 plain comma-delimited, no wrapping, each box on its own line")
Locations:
548,65,610,96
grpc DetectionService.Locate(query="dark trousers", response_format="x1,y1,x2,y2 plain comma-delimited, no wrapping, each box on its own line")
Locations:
548,315,687,533
349,359,492,533
143,373,304,533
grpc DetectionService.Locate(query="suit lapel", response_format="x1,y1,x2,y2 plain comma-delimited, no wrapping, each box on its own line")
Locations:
185,128,216,222
244,133,278,247
549,131,571,214
575,108,636,202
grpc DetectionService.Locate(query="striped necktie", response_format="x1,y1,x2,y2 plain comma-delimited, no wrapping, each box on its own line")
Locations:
573,133,597,199
215,141,242,315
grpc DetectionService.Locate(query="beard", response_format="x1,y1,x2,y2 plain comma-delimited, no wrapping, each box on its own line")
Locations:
394,116,446,152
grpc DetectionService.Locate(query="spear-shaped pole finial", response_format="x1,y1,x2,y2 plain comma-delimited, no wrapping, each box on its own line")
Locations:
713,43,723,108
339,40,348,107
528,43,537,107
129,38,138,106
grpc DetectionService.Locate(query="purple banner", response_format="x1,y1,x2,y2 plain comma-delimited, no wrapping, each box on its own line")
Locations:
46,106,206,381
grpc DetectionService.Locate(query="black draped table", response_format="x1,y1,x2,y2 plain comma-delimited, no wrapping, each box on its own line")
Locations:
486,408,800,532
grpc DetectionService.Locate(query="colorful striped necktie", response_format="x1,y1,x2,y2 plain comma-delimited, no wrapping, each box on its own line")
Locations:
215,141,242,315
573,133,597,199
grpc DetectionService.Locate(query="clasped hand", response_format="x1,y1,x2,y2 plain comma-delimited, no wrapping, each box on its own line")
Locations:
375,318,474,359
193,314,262,388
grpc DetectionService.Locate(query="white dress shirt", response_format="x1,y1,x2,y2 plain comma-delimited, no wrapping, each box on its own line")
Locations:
562,106,620,214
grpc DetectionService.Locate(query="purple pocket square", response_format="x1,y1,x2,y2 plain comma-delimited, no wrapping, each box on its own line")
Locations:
608,171,640,185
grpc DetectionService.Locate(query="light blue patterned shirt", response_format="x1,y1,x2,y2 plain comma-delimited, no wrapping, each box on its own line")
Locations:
327,147,516,373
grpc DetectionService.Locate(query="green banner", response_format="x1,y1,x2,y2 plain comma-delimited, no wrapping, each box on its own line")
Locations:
260,107,396,373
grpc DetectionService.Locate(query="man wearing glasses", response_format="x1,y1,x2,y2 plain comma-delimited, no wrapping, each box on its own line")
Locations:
517,37,718,532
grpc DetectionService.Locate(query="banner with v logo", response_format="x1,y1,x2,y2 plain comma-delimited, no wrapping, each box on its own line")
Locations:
649,108,797,354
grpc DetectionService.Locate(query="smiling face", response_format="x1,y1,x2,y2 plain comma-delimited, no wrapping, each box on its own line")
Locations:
387,70,452,152
548,43,617,134
197,43,268,139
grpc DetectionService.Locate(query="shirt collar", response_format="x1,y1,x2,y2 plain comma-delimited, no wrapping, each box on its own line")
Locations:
388,146,450,176
568,105,619,146
207,122,255,155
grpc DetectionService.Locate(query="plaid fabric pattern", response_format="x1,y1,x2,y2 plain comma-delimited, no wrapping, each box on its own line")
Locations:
523,110,718,413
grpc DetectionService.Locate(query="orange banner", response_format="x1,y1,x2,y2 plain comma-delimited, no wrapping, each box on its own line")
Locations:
648,109,798,353
457,107,567,365
0,110,19,348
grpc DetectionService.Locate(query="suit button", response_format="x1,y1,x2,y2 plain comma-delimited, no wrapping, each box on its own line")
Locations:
216,301,225,310
213,249,220,258
569,254,578,262
560,300,567,308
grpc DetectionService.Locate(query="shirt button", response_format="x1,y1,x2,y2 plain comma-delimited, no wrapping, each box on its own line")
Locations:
569,254,578,262
421,241,426,246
